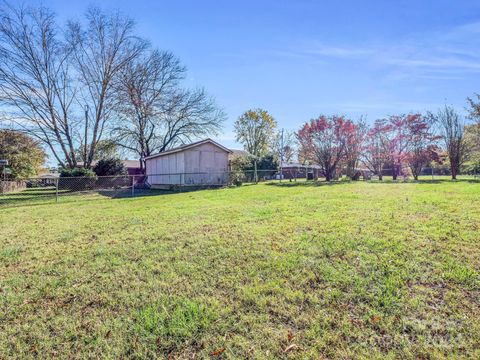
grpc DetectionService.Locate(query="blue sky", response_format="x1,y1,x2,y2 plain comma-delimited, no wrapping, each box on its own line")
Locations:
29,0,480,150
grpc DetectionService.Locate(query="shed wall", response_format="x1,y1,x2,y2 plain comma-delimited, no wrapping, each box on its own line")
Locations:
146,142,229,186
183,143,229,185
146,151,185,185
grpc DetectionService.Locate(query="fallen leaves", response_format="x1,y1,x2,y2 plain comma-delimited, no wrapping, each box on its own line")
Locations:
211,347,225,356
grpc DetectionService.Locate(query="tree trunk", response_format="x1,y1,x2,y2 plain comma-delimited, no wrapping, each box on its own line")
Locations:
392,164,398,180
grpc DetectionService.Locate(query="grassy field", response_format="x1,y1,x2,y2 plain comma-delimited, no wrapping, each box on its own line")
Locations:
1,180,479,359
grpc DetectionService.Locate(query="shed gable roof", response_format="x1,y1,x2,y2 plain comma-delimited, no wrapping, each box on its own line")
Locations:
144,138,232,160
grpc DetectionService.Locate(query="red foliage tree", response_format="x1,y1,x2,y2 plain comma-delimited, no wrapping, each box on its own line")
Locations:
404,115,441,180
363,114,439,180
297,115,357,181
362,119,391,180
384,115,413,180
344,119,367,180
406,146,441,180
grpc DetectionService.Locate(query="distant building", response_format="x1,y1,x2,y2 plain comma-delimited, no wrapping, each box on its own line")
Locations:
119,160,143,175
76,160,142,175
229,149,251,160
145,139,232,188
281,162,321,180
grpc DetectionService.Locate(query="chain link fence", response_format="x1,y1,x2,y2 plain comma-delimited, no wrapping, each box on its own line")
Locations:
362,167,479,181
0,171,274,208
1,168,478,208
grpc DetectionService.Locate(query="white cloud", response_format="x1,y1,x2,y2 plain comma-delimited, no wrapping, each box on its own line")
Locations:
273,21,480,77
303,43,374,58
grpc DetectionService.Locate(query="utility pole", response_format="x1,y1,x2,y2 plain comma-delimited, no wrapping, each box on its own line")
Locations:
84,105,89,167
279,128,284,182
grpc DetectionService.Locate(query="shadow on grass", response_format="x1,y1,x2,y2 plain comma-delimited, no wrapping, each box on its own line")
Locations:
265,178,480,187
2,178,479,208
0,194,57,208
265,180,350,187
0,186,206,209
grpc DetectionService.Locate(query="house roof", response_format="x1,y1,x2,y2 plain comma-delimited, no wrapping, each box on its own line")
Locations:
281,162,322,169
144,139,232,160
121,160,141,168
76,160,141,169
229,149,251,158
38,173,60,178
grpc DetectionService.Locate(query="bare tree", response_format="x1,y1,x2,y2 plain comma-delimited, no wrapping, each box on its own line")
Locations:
67,7,147,168
0,4,77,167
111,50,185,169
112,49,225,169
0,3,147,168
429,105,467,180
159,88,225,151
272,129,296,163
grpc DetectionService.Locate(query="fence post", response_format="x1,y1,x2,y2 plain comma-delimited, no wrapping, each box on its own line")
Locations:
131,175,135,197
55,178,59,203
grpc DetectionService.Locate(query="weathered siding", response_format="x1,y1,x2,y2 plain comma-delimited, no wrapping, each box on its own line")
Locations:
146,151,185,185
183,143,229,185
146,141,229,186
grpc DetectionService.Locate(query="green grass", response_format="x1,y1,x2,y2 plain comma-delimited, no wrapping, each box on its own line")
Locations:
1,180,479,359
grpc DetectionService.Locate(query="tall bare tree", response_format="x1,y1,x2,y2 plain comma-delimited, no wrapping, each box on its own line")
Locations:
0,3,147,168
0,4,77,167
112,50,224,169
429,105,467,180
67,7,147,168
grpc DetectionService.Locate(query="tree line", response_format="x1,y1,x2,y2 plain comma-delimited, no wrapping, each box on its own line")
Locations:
1,2,479,182
234,102,480,181
0,2,225,173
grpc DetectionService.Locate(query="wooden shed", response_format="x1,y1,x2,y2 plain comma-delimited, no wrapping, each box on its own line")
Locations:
145,139,232,188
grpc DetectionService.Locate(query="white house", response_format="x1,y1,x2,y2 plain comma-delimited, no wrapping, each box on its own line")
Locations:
145,139,232,188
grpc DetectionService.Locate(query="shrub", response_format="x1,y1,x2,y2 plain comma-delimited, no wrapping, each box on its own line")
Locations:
59,167,96,178
462,160,480,175
93,158,126,176
230,153,279,182
58,167,96,191
229,171,245,186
